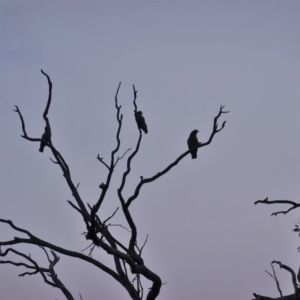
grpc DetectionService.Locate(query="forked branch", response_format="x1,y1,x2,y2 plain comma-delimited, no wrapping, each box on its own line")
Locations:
126,105,229,207
14,71,90,227
0,219,124,286
271,261,298,292
92,82,122,217
0,247,74,300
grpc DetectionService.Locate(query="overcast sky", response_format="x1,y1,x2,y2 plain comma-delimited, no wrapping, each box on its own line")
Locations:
1,1,300,300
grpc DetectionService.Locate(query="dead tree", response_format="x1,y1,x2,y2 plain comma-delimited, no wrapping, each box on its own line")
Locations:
253,198,300,300
0,70,228,300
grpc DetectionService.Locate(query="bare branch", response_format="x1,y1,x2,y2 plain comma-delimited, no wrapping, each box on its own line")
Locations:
138,274,144,299
254,197,300,216
40,246,51,263
109,224,131,233
118,132,142,196
0,248,54,284
115,85,146,256
121,260,139,299
92,82,122,217
114,148,132,167
13,105,27,137
265,263,283,297
126,105,228,208
0,219,125,286
272,261,298,292
117,131,142,255
253,292,297,300
13,106,47,144
135,234,148,256
97,154,111,170
133,85,138,112
79,241,97,258
103,207,119,225
40,69,52,122
0,247,75,300
50,157,59,164
67,200,82,215
0,219,34,238
14,72,90,228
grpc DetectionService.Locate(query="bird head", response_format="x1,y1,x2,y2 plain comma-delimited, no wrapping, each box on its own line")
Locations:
134,111,143,116
191,129,199,136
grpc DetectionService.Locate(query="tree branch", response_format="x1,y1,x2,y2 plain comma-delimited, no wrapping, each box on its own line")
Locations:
14,71,91,228
97,155,111,170
265,263,283,297
92,82,122,217
126,105,229,208
0,219,126,286
271,261,298,292
254,197,300,216
253,293,298,300
0,247,75,300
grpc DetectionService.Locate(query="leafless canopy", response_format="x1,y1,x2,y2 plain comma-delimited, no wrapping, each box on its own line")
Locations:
1,70,228,300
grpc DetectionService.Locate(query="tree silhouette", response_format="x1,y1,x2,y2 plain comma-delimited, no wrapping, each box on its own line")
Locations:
0,70,228,300
253,198,300,300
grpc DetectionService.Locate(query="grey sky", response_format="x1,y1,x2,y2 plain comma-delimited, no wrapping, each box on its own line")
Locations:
1,1,300,299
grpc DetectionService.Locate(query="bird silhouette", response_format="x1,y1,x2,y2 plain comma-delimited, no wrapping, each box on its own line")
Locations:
39,125,51,153
135,111,148,134
187,129,199,159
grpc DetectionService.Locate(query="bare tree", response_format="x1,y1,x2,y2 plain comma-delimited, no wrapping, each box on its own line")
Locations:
253,198,300,300
0,70,228,300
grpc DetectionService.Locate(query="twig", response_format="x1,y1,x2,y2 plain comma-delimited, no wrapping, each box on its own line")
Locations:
67,201,82,214
103,207,119,225
97,155,110,171
13,106,27,137
109,224,131,232
50,157,59,164
133,85,138,113
265,263,283,297
139,234,148,256
114,148,132,167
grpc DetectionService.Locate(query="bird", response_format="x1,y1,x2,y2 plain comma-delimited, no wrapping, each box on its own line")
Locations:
187,129,199,159
39,125,51,153
135,111,148,134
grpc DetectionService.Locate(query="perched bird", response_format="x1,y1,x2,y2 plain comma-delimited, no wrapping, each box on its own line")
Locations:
187,129,199,159
39,125,51,153
135,111,148,134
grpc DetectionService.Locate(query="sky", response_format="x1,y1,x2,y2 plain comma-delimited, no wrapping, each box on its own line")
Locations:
0,1,300,300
